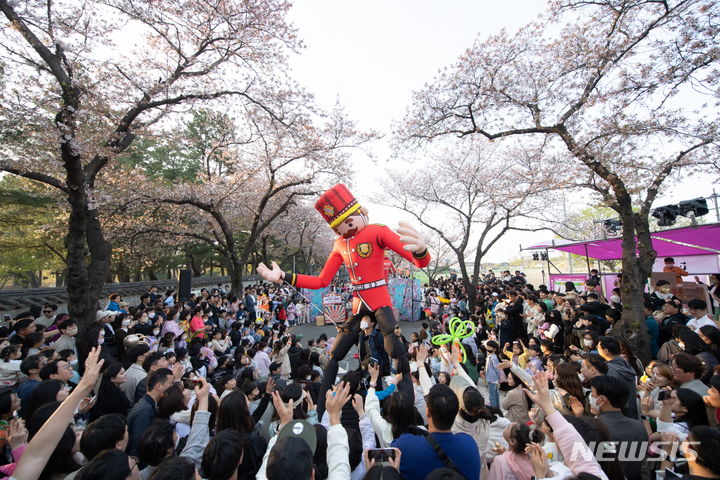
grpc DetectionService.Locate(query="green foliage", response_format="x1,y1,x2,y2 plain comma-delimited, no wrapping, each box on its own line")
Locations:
0,176,67,287
118,109,237,183
118,137,201,183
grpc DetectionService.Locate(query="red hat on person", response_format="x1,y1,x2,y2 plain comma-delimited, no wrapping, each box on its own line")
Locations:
314,184,362,228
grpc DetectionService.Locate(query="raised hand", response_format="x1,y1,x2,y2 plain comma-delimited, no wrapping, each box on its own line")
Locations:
396,221,426,253
451,341,463,365
78,395,97,414
388,448,402,471
257,261,285,284
78,347,104,394
523,371,555,415
172,362,185,382
305,390,316,412
525,442,551,478
271,390,294,428
325,381,351,425
416,344,429,364
352,393,365,417
194,377,210,397
8,418,27,450
567,395,585,416
368,363,380,384
265,376,276,395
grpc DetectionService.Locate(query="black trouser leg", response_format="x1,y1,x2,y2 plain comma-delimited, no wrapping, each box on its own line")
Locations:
316,316,361,417
373,306,412,400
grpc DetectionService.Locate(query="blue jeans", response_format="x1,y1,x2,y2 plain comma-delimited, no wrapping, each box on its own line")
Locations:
488,382,500,408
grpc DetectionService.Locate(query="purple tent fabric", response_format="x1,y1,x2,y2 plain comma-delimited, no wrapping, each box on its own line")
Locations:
528,224,720,260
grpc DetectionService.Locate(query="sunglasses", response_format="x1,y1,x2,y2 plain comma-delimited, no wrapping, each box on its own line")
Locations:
43,310,53,314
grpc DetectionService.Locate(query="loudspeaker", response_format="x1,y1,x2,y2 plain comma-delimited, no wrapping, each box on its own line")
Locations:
178,269,192,301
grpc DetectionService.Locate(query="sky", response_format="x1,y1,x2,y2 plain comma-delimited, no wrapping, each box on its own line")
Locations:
285,1,719,264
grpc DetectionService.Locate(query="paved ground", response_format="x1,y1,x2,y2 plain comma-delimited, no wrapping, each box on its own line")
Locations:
289,320,426,372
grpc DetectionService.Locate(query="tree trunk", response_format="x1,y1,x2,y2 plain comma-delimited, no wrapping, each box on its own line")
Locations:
132,270,143,282
615,209,652,365
229,261,244,296
118,262,131,283
64,190,105,331
28,271,41,288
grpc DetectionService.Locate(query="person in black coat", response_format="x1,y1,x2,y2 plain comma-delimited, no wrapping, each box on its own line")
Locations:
500,291,525,347
90,362,132,422
658,298,688,347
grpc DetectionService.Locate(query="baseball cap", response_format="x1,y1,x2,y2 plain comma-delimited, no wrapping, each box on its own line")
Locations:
276,420,317,454
96,310,119,321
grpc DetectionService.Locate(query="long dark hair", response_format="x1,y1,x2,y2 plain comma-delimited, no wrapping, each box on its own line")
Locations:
508,422,544,454
216,390,255,438
501,370,532,410
676,388,709,428
565,415,625,480
27,402,81,479
459,387,495,423
555,362,585,402
158,383,187,419
617,338,643,378
384,391,421,439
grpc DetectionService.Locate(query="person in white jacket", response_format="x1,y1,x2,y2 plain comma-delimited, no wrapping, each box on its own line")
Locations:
256,382,352,480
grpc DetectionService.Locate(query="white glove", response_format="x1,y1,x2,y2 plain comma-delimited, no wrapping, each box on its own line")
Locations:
256,261,285,284
396,221,427,254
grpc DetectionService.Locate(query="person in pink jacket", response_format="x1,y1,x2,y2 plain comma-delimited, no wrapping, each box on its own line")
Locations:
520,372,611,480
488,422,545,480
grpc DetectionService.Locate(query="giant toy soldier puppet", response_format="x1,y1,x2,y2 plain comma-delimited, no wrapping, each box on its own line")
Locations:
257,184,431,414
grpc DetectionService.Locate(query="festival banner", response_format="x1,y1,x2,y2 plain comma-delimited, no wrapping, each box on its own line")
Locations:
549,274,588,293
322,293,346,324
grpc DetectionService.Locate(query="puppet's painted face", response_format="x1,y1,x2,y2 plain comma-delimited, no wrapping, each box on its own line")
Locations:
333,213,368,239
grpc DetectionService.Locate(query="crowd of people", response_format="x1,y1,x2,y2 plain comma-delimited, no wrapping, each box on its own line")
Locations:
0,265,718,480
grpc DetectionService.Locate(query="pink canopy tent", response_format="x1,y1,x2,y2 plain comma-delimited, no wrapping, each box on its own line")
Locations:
528,224,720,260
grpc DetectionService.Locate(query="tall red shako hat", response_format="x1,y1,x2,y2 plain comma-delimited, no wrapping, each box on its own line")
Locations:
315,184,362,228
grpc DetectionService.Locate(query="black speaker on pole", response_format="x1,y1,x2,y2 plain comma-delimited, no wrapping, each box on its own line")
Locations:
178,269,192,302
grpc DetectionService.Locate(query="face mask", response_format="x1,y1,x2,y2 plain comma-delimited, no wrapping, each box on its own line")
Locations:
153,329,160,336
66,328,78,336
578,373,585,382
678,342,685,350
360,320,369,329
97,338,105,345
70,359,78,367
121,319,131,327
589,393,600,411
583,339,594,347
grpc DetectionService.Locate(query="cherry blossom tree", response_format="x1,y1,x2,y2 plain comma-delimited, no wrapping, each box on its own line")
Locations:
419,230,457,284
0,0,309,327
383,139,559,312
397,0,720,360
128,107,365,295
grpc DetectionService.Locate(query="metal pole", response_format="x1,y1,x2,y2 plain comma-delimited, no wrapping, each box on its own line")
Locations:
584,244,592,276
596,257,604,298
545,248,551,287
713,189,720,222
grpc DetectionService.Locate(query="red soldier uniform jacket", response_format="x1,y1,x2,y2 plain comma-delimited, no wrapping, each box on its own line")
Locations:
288,224,430,313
